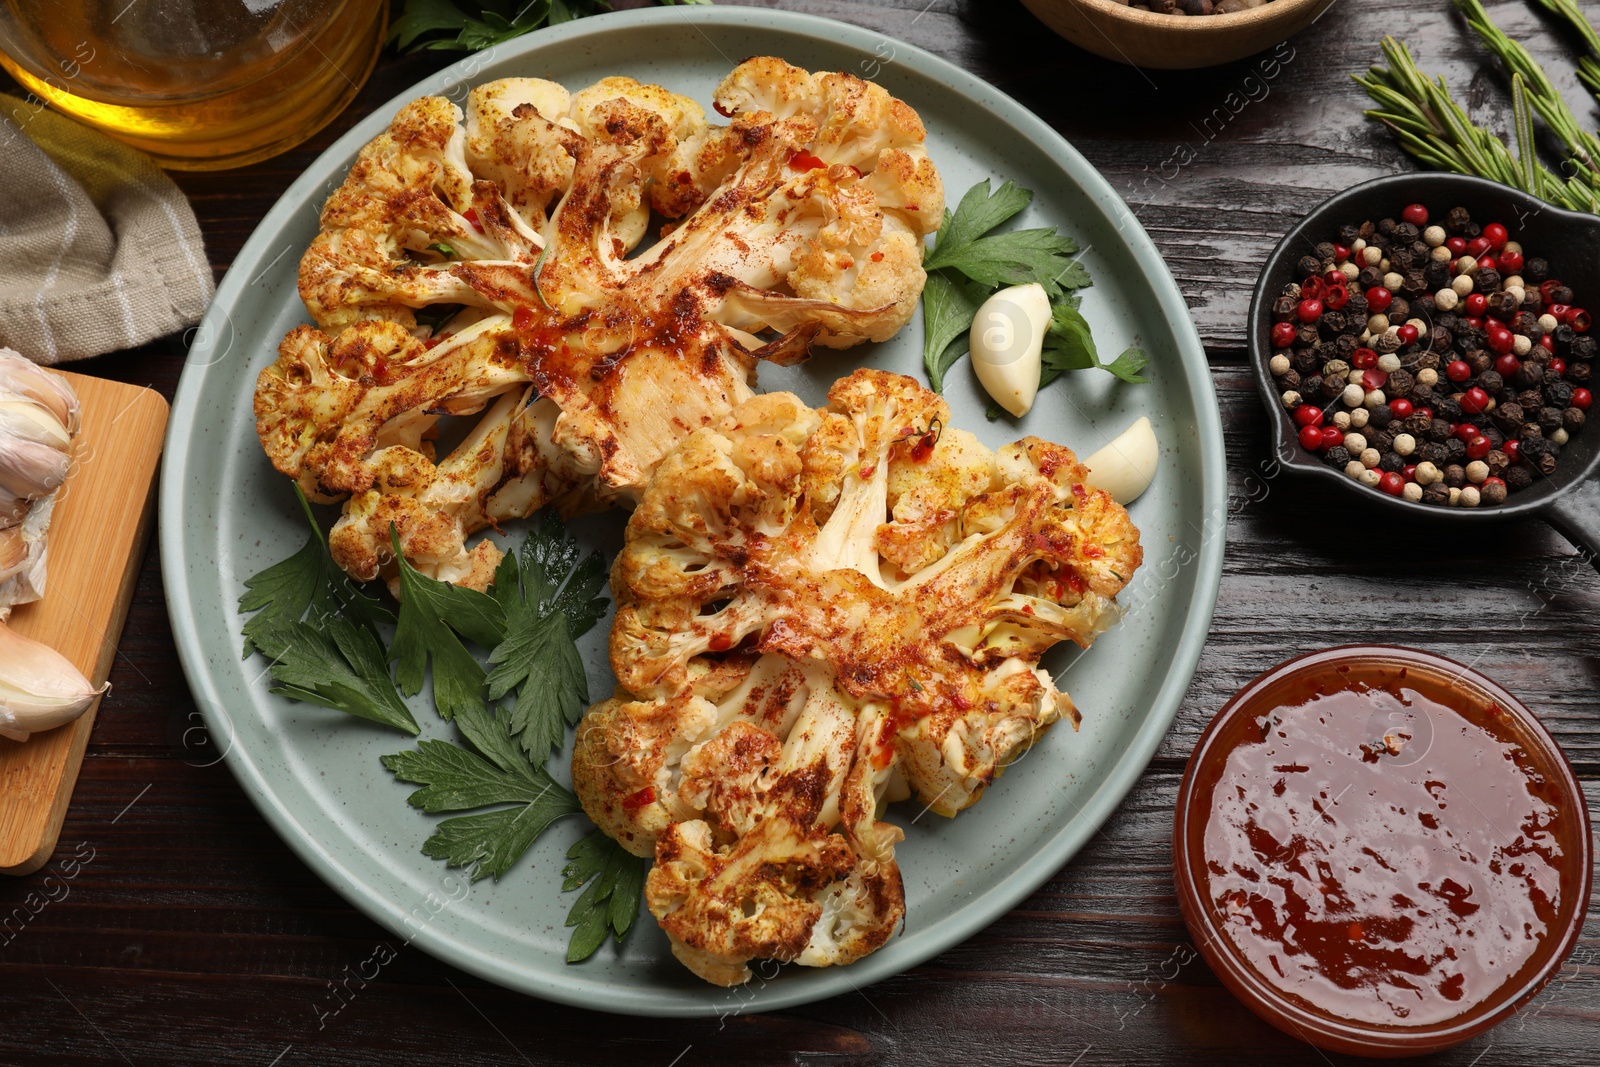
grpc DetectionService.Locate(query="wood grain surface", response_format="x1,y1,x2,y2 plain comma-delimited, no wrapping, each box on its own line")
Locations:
5,0,1600,1064
0,375,165,876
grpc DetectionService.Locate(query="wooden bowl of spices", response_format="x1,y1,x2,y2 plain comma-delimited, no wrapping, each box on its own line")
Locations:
1174,646,1591,1057
1019,0,1338,70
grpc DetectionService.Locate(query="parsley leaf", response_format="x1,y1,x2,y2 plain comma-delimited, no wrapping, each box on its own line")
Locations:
389,528,506,722
1104,346,1153,385
238,488,411,732
922,267,987,393
389,0,616,54
563,829,649,962
485,512,606,763
383,734,581,881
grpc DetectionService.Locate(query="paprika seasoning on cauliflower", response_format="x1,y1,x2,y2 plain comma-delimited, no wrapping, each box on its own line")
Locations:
572,369,1142,986
254,58,943,588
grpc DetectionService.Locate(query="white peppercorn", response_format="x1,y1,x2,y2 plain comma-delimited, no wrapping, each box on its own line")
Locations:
1414,460,1440,485
1422,225,1446,247
1377,353,1402,373
1360,468,1383,488
1460,485,1482,507
1350,407,1370,429
1465,460,1489,484
1406,317,1428,338
1362,246,1382,266
1457,255,1478,275
1539,313,1559,333
1433,288,1459,311
1363,389,1387,409
1383,271,1405,291
1452,274,1475,296
1269,353,1291,375
1552,427,1570,445
1344,459,1365,479
1448,486,1462,506
1368,313,1390,333
1282,390,1301,408
1360,447,1381,468
1402,481,1424,502
1417,367,1440,386
1430,245,1453,264
1339,262,1360,281
1332,410,1351,430
1393,433,1416,456
1344,432,1368,453
1512,334,1532,357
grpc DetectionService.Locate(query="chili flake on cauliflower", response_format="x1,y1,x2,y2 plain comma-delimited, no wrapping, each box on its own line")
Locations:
254,58,942,586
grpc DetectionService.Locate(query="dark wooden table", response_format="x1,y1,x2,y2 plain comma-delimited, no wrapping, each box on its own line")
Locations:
6,0,1600,1062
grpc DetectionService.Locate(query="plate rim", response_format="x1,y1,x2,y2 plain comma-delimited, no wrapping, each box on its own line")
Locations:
160,4,1226,1017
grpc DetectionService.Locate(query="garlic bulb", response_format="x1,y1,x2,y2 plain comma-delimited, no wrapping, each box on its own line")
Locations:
1084,416,1160,505
0,620,104,742
970,283,1051,417
0,348,80,610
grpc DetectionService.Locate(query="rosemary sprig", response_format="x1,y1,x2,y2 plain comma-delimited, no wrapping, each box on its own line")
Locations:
1355,25,1600,215
1527,0,1600,100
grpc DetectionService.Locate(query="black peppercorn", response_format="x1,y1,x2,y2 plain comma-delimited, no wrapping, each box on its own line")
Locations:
1570,362,1593,383
1478,370,1505,396
1484,425,1505,448
1506,464,1534,490
1338,223,1360,246
1520,433,1546,459
1358,220,1377,240
1513,362,1544,389
1487,291,1519,317
1335,334,1359,356
1347,293,1369,319
1539,452,1559,476
1394,222,1420,242
1518,389,1544,412
1291,350,1319,375
1429,328,1452,354
1444,463,1467,487
1427,418,1452,442
1412,383,1437,406
1387,369,1415,396
1486,449,1510,478
1546,380,1575,407
1423,482,1452,505
1379,451,1405,473
1565,407,1586,433
1446,206,1471,233
1512,311,1541,337
1319,311,1347,337
1540,406,1566,432
1367,407,1393,432
1272,295,1297,322
1321,374,1346,398
1476,267,1502,292
1421,441,1451,465
1324,445,1351,468
1551,285,1575,305
1481,480,1508,505
1463,221,1482,238
1493,402,1524,431
1378,217,1399,237
1439,397,1465,421
1414,294,1437,317
1278,368,1301,390
1553,324,1576,355
1388,297,1411,322
1314,242,1336,263
1523,256,1550,284
1414,352,1441,371
1466,351,1493,375
1404,413,1433,435
1390,247,1416,272
1528,345,1553,367
1297,254,1323,279
1358,265,1385,289
1572,335,1598,361
1445,438,1468,463
1297,325,1319,347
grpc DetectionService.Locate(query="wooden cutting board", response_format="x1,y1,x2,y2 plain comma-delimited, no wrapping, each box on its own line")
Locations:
0,372,167,875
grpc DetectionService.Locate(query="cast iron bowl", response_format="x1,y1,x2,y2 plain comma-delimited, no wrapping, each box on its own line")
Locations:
1249,172,1600,558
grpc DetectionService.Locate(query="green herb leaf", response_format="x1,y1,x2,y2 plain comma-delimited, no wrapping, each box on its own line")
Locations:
931,180,1032,254
428,242,456,258
265,618,419,734
921,268,986,393
483,511,606,763
563,830,649,962
382,735,581,881
388,0,471,50
390,0,616,54
1041,303,1098,374
924,179,1088,299
389,528,506,721
1104,347,1152,385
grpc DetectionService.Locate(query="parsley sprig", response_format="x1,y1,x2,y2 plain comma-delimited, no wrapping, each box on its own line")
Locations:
238,495,646,960
390,0,711,54
923,179,1149,406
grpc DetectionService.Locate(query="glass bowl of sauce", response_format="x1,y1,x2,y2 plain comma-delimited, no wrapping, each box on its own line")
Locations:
1173,646,1591,1058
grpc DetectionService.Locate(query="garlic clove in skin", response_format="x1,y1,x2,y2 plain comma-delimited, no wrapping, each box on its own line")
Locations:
970,282,1051,417
1083,416,1160,505
0,621,106,742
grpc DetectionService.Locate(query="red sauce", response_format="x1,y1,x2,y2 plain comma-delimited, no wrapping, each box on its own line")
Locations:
786,149,826,171
1197,663,1572,1027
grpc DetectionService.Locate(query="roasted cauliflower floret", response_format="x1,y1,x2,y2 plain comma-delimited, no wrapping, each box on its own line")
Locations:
574,368,1142,985
257,60,943,583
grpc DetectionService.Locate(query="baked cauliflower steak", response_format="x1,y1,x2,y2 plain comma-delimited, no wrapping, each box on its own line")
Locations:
573,369,1143,985
255,59,943,587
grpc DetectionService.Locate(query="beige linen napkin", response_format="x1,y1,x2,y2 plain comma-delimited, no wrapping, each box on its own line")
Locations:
0,96,214,364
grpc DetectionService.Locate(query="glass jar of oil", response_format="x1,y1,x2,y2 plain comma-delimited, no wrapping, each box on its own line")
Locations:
0,0,387,170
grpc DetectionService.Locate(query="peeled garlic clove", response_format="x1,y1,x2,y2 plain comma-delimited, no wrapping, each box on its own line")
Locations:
1084,416,1160,504
0,435,69,500
970,282,1051,417
0,621,105,742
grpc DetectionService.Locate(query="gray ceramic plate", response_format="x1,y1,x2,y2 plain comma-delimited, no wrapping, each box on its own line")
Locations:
161,7,1224,1017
